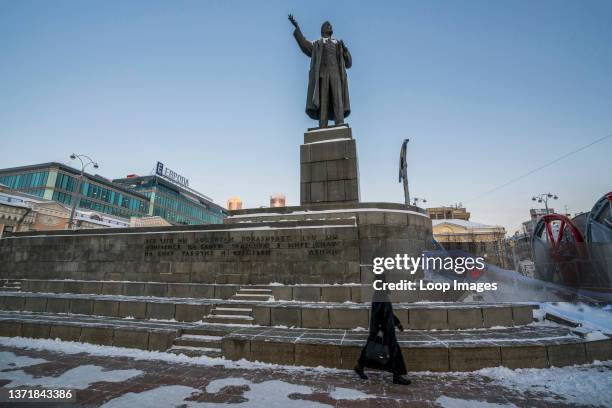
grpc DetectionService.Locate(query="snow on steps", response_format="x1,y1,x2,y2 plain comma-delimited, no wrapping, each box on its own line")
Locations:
173,334,223,348
232,294,272,301
0,279,21,292
167,345,222,358
202,314,254,325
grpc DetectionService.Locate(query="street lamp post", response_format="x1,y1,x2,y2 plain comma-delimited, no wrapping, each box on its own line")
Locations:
531,193,558,213
67,153,99,230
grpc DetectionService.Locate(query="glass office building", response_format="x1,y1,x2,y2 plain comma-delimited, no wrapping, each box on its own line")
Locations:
0,163,150,220
113,175,226,225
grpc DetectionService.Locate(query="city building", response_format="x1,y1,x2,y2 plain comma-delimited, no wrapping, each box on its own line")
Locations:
0,186,129,236
427,205,471,221
0,188,30,235
0,162,226,226
522,208,555,236
129,216,172,228
0,163,150,220
113,162,225,225
227,197,243,211
270,194,286,208
505,232,534,275
432,219,508,268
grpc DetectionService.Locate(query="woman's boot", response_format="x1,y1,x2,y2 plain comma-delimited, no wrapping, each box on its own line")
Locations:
392,375,411,385
354,365,368,380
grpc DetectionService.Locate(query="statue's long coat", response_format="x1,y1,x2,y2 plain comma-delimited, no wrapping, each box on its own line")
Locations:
293,27,352,121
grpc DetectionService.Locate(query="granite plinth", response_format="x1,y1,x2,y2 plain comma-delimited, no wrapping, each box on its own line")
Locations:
300,126,359,205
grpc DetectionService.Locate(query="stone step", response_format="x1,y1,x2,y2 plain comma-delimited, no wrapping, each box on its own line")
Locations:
545,313,581,328
216,303,254,309
168,345,222,358
0,310,184,351
18,279,469,303
0,287,21,292
202,314,254,325
174,334,222,348
221,324,612,372
0,292,537,330
19,280,245,300
182,327,231,337
238,288,272,294
212,307,252,316
232,294,272,301
2,311,609,372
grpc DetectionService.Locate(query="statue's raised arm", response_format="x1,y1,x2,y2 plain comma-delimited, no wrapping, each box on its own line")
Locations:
289,14,313,57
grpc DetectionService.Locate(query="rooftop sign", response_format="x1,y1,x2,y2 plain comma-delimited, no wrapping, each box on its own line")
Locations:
155,162,189,187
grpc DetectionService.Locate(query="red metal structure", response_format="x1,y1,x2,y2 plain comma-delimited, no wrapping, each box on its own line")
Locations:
532,192,612,290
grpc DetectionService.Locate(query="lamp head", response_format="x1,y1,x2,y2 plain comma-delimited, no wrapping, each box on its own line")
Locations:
70,154,76,160
93,163,99,169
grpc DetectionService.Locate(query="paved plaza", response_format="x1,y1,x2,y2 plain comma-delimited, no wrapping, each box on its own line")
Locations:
1,339,611,407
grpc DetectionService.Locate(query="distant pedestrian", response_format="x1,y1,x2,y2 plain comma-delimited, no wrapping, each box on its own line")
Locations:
354,284,411,385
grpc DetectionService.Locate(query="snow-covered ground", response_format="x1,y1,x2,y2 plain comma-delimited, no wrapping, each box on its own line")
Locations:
100,379,372,408
538,301,612,333
475,363,612,407
1,336,611,407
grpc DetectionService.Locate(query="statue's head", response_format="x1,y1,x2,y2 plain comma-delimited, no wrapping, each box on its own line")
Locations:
321,21,333,38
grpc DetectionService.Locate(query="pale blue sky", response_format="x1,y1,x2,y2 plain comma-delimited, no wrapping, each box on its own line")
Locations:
1,0,611,233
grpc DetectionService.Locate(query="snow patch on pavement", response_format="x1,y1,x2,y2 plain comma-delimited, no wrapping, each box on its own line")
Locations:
329,386,372,400
101,385,200,408
436,395,517,407
477,362,612,407
206,378,331,407
0,351,47,370
205,377,251,393
102,377,356,407
0,351,142,389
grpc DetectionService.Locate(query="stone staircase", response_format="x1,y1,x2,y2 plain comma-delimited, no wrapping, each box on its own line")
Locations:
232,286,273,301
202,303,254,325
200,286,273,325
0,279,21,292
168,327,226,358
0,286,610,371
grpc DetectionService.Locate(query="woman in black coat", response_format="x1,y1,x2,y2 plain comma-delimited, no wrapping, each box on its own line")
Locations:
354,290,411,385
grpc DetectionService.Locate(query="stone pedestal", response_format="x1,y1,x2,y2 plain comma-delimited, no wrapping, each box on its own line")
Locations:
300,125,360,205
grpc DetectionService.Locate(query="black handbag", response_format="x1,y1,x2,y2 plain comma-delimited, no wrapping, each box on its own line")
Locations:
365,333,390,365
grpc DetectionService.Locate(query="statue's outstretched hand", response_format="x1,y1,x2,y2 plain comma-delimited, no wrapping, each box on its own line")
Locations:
288,14,299,29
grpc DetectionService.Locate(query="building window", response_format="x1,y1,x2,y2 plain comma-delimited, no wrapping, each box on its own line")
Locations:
0,171,49,190
55,172,77,192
